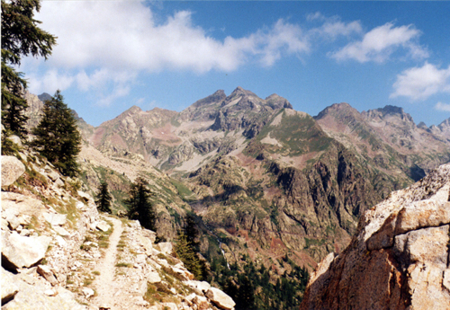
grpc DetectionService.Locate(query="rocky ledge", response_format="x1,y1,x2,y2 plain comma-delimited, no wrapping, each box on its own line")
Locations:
300,163,450,310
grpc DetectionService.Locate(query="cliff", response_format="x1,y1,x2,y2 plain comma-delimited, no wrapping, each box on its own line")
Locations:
300,163,450,310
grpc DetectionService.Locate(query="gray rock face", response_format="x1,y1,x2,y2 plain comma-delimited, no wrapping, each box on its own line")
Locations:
2,232,52,270
1,156,25,186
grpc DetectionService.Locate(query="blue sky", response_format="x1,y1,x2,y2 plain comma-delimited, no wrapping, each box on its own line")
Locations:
22,1,450,127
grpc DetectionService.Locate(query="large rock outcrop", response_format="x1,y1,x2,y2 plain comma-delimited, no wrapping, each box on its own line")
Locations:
300,163,450,310
1,156,25,186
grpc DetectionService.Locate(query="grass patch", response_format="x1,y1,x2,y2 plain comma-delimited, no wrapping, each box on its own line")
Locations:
115,262,132,268
156,253,177,266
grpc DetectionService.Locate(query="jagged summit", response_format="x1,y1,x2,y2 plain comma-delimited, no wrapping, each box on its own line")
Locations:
417,121,427,129
363,105,414,123
38,92,52,102
314,102,360,120
191,89,226,108
228,86,258,99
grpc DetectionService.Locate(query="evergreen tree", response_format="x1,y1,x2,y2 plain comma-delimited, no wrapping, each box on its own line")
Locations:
32,90,82,177
174,232,204,280
125,177,156,231
174,213,207,280
1,0,56,140
184,213,200,250
95,182,112,213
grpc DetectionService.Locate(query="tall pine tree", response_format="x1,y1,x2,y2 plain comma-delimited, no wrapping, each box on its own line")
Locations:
1,0,56,140
125,177,156,231
95,182,112,214
32,90,81,177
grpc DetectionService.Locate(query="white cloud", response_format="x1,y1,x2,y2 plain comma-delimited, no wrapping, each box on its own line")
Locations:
27,69,75,95
307,12,325,22
30,1,308,74
255,19,309,67
390,62,450,100
330,22,428,63
435,102,450,112
97,84,131,107
22,1,315,102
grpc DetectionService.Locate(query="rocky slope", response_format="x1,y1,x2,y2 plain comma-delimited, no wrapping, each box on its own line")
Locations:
300,163,450,310
1,150,235,310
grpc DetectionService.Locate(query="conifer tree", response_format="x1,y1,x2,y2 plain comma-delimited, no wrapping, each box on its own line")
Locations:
125,177,156,231
174,232,204,280
1,0,56,140
95,182,112,214
32,90,81,177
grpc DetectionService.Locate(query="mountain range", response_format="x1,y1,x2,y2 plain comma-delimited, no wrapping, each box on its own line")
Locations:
24,87,450,270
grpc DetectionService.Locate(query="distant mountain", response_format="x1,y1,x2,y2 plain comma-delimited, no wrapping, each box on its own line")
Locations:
25,88,450,273
37,92,52,102
71,87,449,270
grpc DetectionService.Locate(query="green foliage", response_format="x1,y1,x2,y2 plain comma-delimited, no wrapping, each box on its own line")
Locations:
209,256,309,310
174,232,204,280
95,182,112,214
32,91,81,177
125,177,156,231
173,214,206,280
1,0,56,138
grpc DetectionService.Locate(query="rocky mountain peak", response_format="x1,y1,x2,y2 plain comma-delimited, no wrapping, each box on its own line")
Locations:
125,105,143,115
363,105,414,124
265,93,293,110
228,86,258,99
191,89,226,108
417,121,428,129
438,117,450,130
38,92,52,102
315,102,360,121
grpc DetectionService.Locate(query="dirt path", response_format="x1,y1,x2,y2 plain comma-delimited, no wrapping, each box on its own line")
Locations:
92,217,123,309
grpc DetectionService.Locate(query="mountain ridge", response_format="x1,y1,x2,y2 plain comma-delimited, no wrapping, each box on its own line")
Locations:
24,88,450,271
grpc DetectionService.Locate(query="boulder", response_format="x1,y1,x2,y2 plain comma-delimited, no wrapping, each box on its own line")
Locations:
52,226,70,237
1,267,19,304
82,287,94,299
192,295,210,310
7,135,22,147
96,221,110,232
158,242,173,255
3,284,85,310
46,170,60,182
170,267,193,281
205,287,236,310
77,190,92,203
141,228,156,243
185,280,211,293
2,232,52,270
137,234,153,255
43,212,67,226
146,270,161,283
37,265,58,286
1,156,25,186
